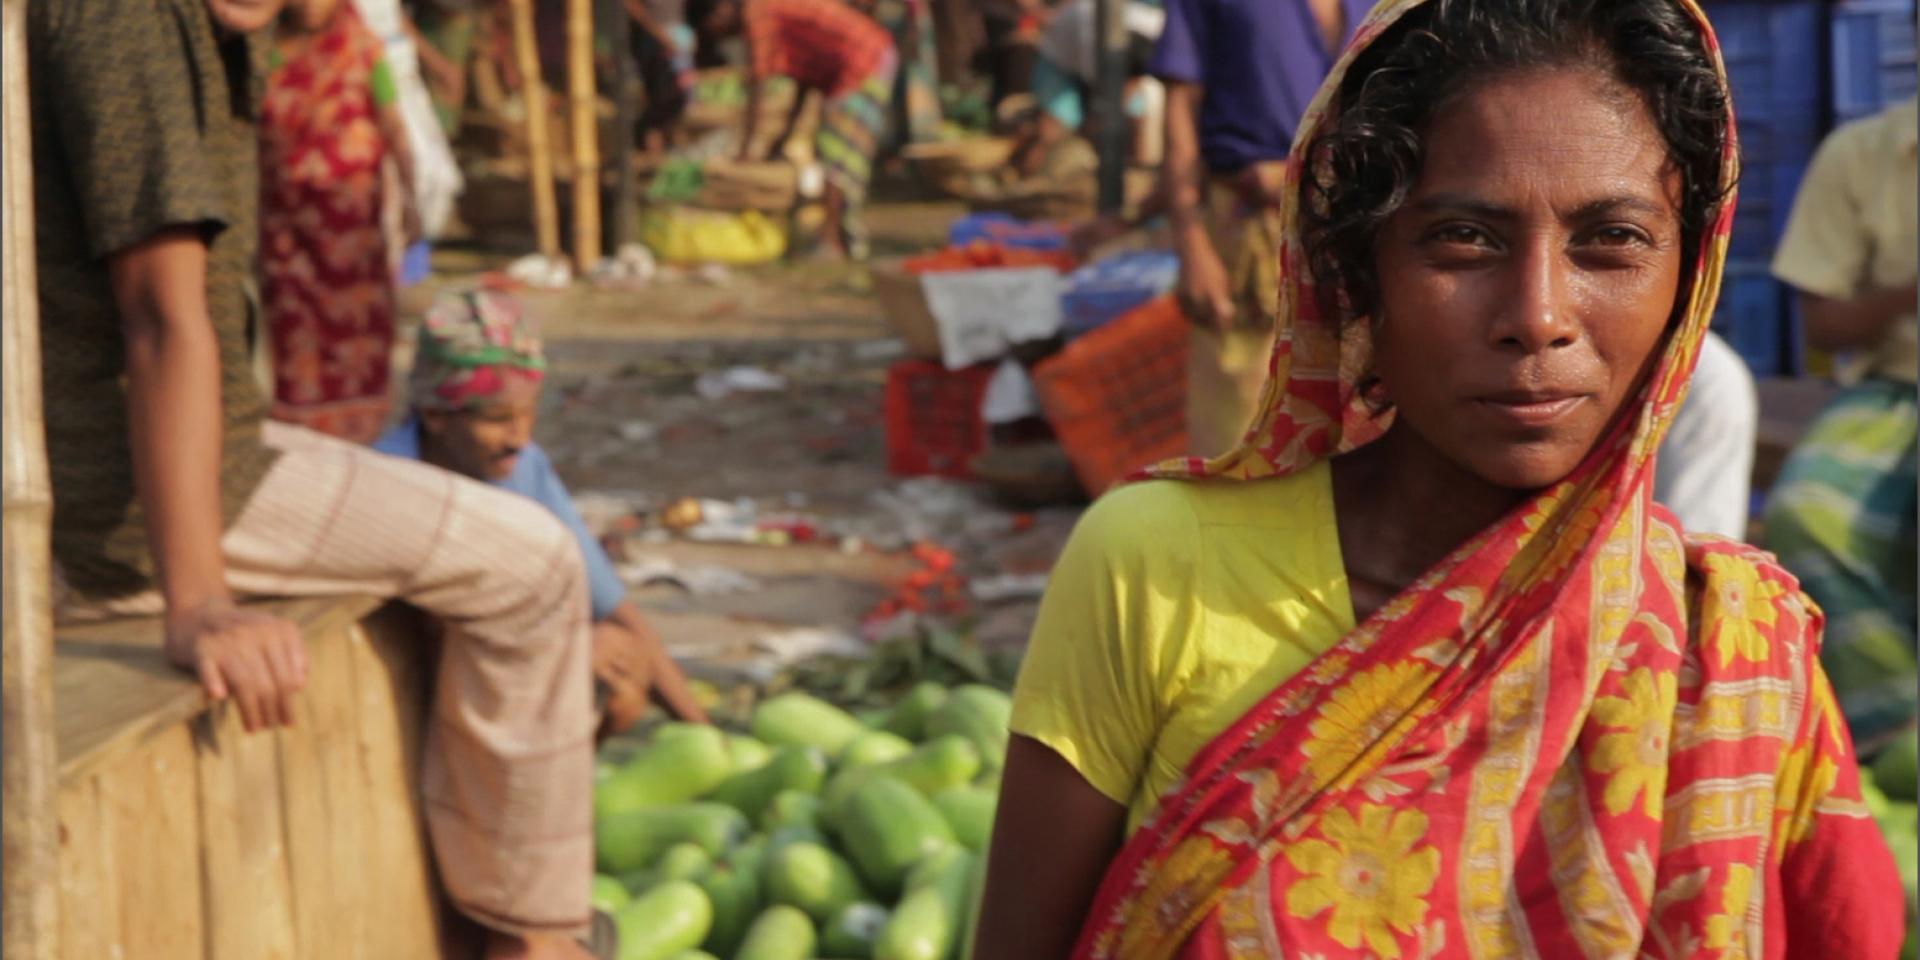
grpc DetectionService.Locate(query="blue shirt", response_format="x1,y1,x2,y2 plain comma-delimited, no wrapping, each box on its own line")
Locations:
374,416,628,621
1149,0,1371,173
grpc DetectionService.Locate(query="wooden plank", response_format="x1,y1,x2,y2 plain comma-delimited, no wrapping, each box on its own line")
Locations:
349,610,443,958
2,0,60,951
55,596,385,786
55,778,120,960
276,619,370,960
101,725,203,960
196,707,296,960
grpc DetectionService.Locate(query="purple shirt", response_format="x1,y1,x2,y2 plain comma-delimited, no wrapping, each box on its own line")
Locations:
1150,0,1372,173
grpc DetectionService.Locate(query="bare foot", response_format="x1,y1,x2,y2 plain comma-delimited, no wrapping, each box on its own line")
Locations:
484,930,598,960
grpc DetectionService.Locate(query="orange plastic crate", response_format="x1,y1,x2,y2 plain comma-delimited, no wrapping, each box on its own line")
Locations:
884,360,996,478
1033,295,1190,494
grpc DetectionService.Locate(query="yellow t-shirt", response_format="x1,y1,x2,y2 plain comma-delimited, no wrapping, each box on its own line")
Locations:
1008,463,1354,833
1771,97,1918,384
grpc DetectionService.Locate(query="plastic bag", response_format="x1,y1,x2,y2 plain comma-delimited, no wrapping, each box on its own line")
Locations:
638,207,789,266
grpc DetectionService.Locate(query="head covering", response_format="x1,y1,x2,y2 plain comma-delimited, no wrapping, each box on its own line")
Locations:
408,287,547,412
1073,2,1902,957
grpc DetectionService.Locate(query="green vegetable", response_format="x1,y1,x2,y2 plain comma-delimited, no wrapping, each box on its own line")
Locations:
667,952,721,960
593,873,632,914
856,707,891,728
735,904,817,960
766,823,830,861
820,901,889,959
880,682,950,741
728,734,776,774
839,730,915,770
823,736,983,828
840,776,957,896
620,868,658,893
925,686,1012,772
711,745,830,822
597,803,751,875
614,880,712,960
729,835,771,879
657,842,714,882
694,862,762,957
597,726,736,821
876,848,974,960
765,840,871,923
752,693,870,756
761,789,825,832
1874,727,1918,801
931,787,996,852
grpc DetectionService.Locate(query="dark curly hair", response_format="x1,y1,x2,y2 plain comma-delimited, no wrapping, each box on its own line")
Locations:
1302,0,1732,322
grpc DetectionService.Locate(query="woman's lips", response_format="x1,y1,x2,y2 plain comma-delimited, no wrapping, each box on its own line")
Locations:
1474,392,1588,428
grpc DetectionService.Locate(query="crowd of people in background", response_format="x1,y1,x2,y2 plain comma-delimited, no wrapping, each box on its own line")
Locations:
21,0,1917,954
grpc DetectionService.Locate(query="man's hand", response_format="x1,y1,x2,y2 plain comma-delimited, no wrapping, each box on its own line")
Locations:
1175,230,1236,330
165,599,308,733
593,603,711,735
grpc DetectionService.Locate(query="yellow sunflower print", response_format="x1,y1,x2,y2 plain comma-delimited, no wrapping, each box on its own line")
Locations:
1704,863,1755,952
1589,667,1679,817
1301,660,1436,784
1282,804,1441,958
1701,553,1787,667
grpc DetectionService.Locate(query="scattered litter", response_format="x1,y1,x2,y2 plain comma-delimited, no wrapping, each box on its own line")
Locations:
694,263,733,285
695,365,789,400
589,244,659,289
969,573,1050,602
571,491,648,537
733,627,871,683
617,420,659,443
504,252,573,289
854,339,909,362
619,558,762,595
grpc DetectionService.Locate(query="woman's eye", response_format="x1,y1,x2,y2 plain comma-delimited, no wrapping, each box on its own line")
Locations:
1587,225,1649,247
1431,224,1489,246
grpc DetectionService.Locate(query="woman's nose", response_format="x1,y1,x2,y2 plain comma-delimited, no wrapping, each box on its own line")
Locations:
1490,240,1580,353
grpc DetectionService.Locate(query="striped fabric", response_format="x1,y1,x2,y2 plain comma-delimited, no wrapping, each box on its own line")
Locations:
62,422,599,938
817,53,898,259
1764,379,1920,754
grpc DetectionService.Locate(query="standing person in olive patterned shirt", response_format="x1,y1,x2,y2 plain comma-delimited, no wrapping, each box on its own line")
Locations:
27,1,614,955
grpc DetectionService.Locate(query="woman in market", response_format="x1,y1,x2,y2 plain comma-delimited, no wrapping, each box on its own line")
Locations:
374,286,710,736
260,0,421,442
973,1,1906,957
691,0,897,260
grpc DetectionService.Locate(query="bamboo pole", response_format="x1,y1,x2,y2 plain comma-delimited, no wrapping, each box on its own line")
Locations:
2,0,62,954
508,0,562,259
606,0,637,252
567,0,603,271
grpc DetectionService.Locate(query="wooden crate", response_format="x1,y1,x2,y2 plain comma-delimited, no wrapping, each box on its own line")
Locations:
53,598,469,960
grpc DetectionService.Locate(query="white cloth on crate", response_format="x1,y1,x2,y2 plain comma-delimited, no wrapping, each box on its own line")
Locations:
1654,330,1759,539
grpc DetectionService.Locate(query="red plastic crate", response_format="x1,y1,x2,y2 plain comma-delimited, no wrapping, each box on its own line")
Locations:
1033,295,1190,494
885,360,996,478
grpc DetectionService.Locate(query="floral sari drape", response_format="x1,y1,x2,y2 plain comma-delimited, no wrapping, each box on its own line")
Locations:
1074,1,1906,958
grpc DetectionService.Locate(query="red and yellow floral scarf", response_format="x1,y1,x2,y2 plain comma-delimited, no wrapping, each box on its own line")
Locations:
1078,1,1904,957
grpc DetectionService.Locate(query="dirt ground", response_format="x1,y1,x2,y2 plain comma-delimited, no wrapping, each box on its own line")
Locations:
419,198,1079,691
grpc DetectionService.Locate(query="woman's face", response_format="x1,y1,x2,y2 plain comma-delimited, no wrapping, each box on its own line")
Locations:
1369,65,1686,491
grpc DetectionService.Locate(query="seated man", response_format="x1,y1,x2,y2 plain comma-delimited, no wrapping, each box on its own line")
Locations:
29,1,605,955
375,288,707,733
1764,96,1918,756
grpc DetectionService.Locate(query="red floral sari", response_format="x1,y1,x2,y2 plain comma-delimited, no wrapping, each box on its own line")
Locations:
1074,2,1906,958
260,8,395,443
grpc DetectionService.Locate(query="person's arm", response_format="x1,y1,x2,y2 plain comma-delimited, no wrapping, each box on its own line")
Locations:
972,736,1127,959
111,231,307,733
737,75,763,162
1163,80,1232,328
764,85,808,162
607,602,710,722
622,0,676,47
1800,283,1918,354
402,12,464,100
369,55,422,246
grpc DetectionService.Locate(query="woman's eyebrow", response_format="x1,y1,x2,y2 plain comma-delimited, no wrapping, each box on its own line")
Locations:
1406,193,1671,220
